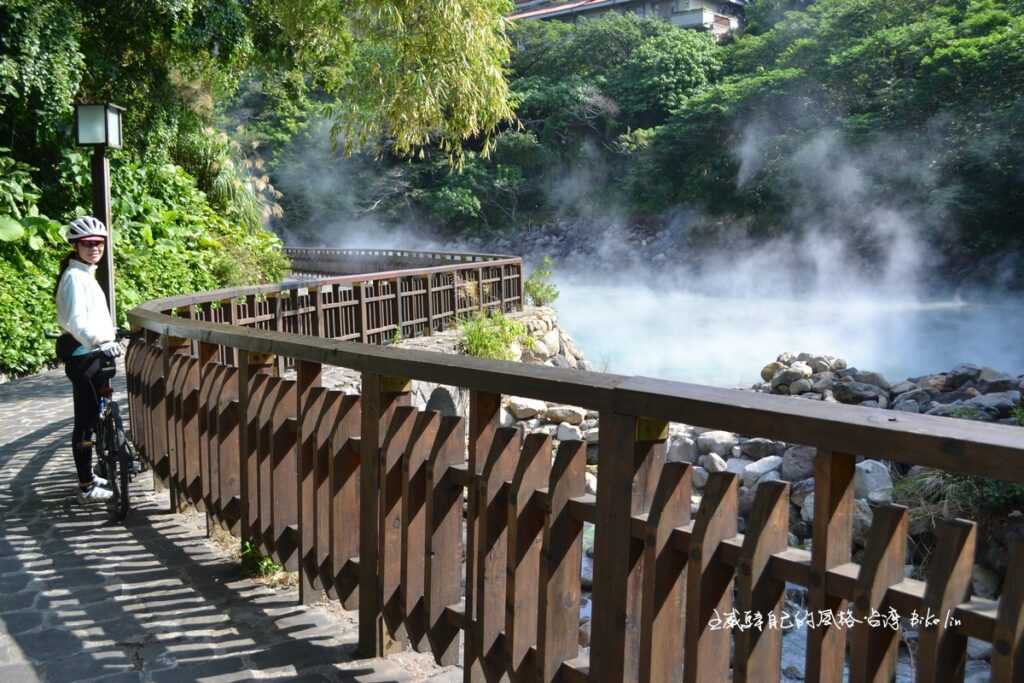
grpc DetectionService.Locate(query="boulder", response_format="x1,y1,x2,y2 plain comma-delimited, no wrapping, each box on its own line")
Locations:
542,328,561,355
858,371,891,390
585,472,598,496
525,339,552,361
700,453,728,473
893,399,921,413
777,352,796,364
726,457,753,476
852,499,873,547
967,638,993,661
508,397,546,420
967,390,1021,419
556,422,583,441
692,466,709,488
790,361,814,378
738,486,756,516
544,405,587,425
947,363,982,390
789,378,814,395
740,437,778,460
832,378,887,404
890,380,918,396
578,621,592,648
697,430,739,456
811,372,835,393
667,435,697,463
855,460,893,504
972,564,1000,599
742,456,783,488
762,361,786,382
782,446,817,481
756,470,782,488
790,478,815,507
926,403,994,422
583,428,600,444
801,493,815,523
771,367,807,392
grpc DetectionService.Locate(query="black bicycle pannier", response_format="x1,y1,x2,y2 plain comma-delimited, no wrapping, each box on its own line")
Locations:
55,332,80,362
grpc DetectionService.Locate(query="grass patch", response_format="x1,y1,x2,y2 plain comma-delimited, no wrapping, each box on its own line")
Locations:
459,310,532,361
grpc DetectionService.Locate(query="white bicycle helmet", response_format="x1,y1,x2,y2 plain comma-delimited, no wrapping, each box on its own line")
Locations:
65,216,108,242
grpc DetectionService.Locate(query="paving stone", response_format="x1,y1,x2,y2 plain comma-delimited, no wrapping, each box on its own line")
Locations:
0,363,452,683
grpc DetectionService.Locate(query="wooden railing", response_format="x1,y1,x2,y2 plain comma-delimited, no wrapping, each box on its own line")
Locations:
125,249,1024,683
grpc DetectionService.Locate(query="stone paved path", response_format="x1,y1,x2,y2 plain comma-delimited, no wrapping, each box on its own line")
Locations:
0,364,457,682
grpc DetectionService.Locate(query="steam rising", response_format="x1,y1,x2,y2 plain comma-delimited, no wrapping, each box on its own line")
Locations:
271,118,1024,387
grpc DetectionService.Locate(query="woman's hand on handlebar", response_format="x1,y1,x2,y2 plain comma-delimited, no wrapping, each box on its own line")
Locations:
99,340,123,358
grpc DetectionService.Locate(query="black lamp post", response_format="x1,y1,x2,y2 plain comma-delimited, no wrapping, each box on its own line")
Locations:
75,102,124,320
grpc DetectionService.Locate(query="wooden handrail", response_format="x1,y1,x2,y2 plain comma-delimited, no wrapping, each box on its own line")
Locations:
125,247,1024,682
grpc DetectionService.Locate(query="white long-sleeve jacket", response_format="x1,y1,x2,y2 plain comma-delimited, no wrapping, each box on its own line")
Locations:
56,259,116,352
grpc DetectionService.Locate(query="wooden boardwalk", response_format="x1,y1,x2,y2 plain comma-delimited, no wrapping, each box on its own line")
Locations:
0,365,457,682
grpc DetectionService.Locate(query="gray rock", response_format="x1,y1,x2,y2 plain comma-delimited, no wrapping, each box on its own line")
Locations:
972,564,1000,599
790,361,814,378
858,371,891,390
697,430,739,456
726,457,754,476
967,390,1021,419
777,352,796,364
890,380,919,396
544,405,587,425
852,499,873,547
701,453,728,473
740,437,779,460
782,446,817,481
772,368,808,392
508,397,546,420
789,379,814,395
948,364,982,389
977,367,1017,393
855,460,893,503
585,472,598,495
667,435,697,463
801,493,815,524
790,478,815,507
579,621,591,648
738,486,756,515
893,399,921,413
926,403,994,422
832,378,887,404
583,427,600,444
762,361,786,382
967,637,993,660
556,422,583,441
811,372,835,393
743,456,783,488
756,470,783,488
692,466,709,488
964,659,993,683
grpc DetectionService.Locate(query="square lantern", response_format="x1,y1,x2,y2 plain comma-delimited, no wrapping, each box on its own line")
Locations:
75,103,124,148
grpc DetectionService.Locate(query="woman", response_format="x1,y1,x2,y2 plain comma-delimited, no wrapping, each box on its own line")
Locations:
55,216,122,503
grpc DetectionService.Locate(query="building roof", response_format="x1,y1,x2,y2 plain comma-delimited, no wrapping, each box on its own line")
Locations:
509,0,746,21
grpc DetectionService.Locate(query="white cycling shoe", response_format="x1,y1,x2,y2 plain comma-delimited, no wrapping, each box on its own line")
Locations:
92,473,109,487
77,483,114,504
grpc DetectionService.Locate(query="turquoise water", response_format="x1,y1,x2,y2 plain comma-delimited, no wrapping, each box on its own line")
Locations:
553,279,1024,388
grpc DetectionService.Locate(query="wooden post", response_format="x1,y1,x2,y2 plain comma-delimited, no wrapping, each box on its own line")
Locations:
358,372,412,657
312,286,324,339
424,415,465,666
197,341,219,533
734,481,790,683
394,278,403,340
330,395,362,609
849,505,908,683
466,427,521,681
425,275,434,336
237,350,275,548
401,411,440,651
591,415,667,683
506,433,552,679
358,283,369,344
683,472,739,683
992,541,1024,680
917,519,976,682
537,440,586,682
639,462,693,683
297,360,322,604
220,298,236,366
805,450,856,683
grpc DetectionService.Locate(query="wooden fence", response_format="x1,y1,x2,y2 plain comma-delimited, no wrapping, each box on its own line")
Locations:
125,249,1024,682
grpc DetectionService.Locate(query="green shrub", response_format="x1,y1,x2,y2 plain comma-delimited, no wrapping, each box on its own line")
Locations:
1014,402,1024,426
0,149,288,377
459,311,531,361
240,541,282,578
524,256,559,307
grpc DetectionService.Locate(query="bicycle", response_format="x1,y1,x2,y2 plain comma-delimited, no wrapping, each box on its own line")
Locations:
75,330,145,520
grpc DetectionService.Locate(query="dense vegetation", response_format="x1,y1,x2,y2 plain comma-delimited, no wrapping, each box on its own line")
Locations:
279,0,1023,287
0,0,514,376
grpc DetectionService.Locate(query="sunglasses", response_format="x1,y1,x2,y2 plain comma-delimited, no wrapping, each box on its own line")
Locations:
78,240,105,248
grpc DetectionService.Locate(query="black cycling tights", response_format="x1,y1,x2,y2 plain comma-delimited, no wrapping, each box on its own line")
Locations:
65,356,110,486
